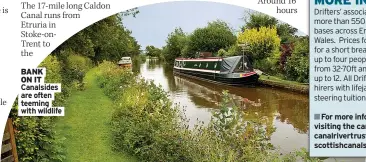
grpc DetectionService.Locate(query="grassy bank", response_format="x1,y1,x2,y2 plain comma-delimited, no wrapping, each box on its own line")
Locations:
55,68,136,162
259,75,309,94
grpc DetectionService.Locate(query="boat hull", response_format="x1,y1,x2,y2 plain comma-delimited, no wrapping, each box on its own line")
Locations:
173,68,259,86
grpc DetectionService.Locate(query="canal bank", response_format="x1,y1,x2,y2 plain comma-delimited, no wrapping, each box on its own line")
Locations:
138,60,366,162
258,75,309,94
138,60,309,154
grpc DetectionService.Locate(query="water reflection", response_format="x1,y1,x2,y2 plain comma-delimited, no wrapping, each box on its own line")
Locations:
140,59,309,153
147,59,162,70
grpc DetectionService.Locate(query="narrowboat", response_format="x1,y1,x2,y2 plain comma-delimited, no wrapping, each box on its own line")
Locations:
173,54,259,86
118,57,132,70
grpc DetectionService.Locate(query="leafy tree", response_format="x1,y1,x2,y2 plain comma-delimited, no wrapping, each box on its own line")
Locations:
163,28,188,64
145,45,162,58
242,12,298,43
188,20,236,57
284,36,309,83
237,26,280,60
242,12,277,31
126,33,142,58
145,45,155,57
276,23,298,43
121,7,140,17
54,12,141,64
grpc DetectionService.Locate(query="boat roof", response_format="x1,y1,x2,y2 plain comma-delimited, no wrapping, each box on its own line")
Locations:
118,59,132,64
175,57,222,61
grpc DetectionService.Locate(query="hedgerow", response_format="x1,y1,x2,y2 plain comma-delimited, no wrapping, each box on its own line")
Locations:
10,55,66,162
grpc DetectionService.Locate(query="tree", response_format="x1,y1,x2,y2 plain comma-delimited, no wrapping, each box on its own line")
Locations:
121,7,140,17
242,12,298,43
237,26,280,60
53,9,141,64
187,20,236,57
242,12,277,31
284,36,309,83
276,23,298,43
163,28,188,64
237,26,281,74
145,45,162,58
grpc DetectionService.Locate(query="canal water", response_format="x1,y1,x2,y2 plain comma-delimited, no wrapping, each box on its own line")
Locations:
137,60,365,162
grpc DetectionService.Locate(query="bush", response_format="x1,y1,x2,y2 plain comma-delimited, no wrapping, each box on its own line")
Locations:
95,62,321,162
279,43,294,71
227,44,241,56
11,116,65,162
217,49,228,57
61,51,93,90
38,55,65,106
284,37,309,83
10,55,65,162
95,61,136,100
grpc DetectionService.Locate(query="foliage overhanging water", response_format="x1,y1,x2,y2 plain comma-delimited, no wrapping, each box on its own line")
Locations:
137,59,309,154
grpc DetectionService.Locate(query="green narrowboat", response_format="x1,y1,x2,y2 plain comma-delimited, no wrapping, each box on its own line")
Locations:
173,54,259,86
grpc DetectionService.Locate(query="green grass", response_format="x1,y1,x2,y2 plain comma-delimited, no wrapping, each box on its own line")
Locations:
258,75,309,93
55,68,136,162
259,75,307,86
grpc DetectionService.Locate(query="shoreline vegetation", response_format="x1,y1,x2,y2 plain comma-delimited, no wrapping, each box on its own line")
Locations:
94,61,321,161
258,75,309,94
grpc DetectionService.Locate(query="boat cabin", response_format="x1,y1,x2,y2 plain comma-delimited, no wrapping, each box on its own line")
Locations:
173,55,258,86
174,55,254,73
118,57,132,68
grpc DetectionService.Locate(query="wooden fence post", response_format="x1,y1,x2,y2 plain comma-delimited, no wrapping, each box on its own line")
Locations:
1,118,18,162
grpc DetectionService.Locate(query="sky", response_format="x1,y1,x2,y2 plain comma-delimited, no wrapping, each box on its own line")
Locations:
122,1,248,49
122,1,303,50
